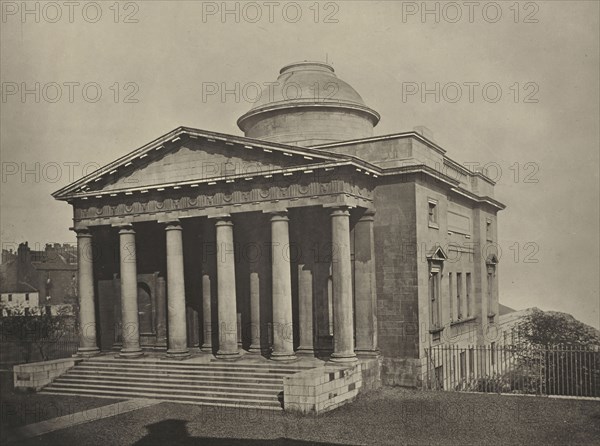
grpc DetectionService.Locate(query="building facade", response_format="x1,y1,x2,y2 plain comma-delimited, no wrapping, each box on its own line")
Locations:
0,242,77,316
53,62,505,385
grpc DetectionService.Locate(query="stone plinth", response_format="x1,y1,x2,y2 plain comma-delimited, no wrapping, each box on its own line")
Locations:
14,358,83,391
283,358,380,415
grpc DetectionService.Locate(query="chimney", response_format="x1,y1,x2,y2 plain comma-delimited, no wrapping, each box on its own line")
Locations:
17,242,31,284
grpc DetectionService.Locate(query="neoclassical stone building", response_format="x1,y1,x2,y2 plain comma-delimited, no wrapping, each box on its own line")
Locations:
53,61,505,386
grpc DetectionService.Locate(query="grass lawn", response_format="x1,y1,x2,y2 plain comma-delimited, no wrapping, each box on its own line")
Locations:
3,386,599,446
0,369,123,442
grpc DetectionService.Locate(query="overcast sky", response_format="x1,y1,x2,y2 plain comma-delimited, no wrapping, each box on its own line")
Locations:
1,1,598,328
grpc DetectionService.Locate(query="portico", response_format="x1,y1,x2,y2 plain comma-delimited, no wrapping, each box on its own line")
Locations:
61,129,380,363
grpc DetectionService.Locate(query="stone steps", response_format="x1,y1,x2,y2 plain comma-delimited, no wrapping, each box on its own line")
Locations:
40,357,314,410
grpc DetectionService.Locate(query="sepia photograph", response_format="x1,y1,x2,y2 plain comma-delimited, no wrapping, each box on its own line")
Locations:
1,1,599,445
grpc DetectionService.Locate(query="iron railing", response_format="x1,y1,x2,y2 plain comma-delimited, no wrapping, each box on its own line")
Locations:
0,338,79,365
424,344,600,398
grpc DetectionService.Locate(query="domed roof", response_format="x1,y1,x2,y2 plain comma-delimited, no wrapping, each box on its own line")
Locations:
238,61,380,131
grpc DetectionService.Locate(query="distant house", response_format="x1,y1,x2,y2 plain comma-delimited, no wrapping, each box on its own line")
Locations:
0,242,77,316
0,282,39,316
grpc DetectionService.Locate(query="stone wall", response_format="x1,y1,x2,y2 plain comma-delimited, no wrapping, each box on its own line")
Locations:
14,358,82,391
283,358,380,415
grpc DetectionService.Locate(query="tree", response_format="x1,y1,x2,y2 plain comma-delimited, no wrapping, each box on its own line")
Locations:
0,303,77,363
514,308,600,349
512,309,600,396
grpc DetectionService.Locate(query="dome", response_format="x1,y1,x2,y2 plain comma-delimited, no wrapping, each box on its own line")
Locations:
237,61,380,147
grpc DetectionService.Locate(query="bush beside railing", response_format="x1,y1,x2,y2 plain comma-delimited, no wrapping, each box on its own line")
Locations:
424,344,600,398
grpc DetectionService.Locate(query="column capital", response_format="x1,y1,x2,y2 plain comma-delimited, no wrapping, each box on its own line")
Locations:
74,228,93,238
164,220,183,231
215,218,233,227
359,209,376,221
330,206,351,218
115,223,135,234
269,211,289,222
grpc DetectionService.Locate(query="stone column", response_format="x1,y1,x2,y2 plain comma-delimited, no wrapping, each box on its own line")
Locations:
215,217,240,359
156,276,167,349
201,274,213,352
296,264,314,355
270,212,296,361
330,207,357,363
165,221,190,357
201,220,214,353
354,210,379,357
75,229,100,356
248,272,261,353
118,225,143,357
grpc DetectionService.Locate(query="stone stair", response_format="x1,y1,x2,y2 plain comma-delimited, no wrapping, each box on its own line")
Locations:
40,357,315,410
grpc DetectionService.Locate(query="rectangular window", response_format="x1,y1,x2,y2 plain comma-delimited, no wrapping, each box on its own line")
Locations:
327,277,334,336
465,273,471,317
486,219,493,241
8,294,12,302
25,293,29,301
448,272,454,321
460,351,466,380
429,272,441,328
456,273,462,319
487,269,495,316
434,366,444,389
428,199,438,227
469,348,475,376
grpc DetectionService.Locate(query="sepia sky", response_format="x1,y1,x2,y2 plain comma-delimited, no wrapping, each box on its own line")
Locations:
1,1,598,328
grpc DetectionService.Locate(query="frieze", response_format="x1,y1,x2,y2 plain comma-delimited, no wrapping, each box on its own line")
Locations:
74,175,373,224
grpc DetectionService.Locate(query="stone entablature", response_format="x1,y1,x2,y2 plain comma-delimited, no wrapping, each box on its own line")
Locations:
72,173,374,229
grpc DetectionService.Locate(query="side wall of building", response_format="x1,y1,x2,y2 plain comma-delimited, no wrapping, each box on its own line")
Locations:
373,178,420,386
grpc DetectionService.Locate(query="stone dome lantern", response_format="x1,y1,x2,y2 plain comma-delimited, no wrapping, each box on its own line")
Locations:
237,61,380,147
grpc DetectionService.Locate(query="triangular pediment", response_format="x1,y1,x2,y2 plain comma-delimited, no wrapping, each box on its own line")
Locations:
427,246,448,261
53,127,352,200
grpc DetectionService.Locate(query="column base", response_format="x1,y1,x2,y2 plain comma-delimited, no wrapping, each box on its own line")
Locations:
216,350,240,360
75,347,100,357
119,347,144,358
329,352,358,363
271,351,297,361
167,348,191,359
200,344,213,353
295,347,315,356
247,344,262,354
355,349,380,358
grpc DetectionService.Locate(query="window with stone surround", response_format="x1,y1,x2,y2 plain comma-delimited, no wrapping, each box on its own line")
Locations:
469,347,474,377
429,271,441,329
456,273,463,320
448,272,454,321
486,255,498,319
466,273,472,317
428,198,438,228
486,218,493,241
